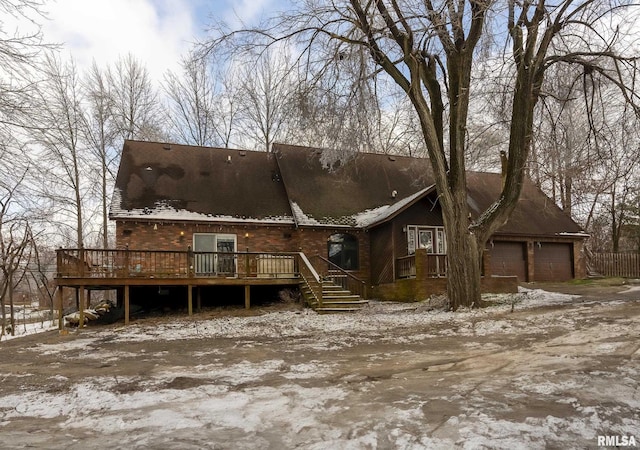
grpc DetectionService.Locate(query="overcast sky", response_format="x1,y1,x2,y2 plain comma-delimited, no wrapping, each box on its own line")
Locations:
37,0,283,80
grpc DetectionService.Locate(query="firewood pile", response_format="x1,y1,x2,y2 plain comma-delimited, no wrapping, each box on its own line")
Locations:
64,300,116,327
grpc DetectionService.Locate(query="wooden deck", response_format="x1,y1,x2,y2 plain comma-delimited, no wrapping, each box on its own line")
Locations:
56,248,301,286
55,248,369,327
55,248,306,327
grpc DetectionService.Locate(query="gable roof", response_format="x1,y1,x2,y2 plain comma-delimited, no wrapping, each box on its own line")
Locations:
273,144,584,236
111,140,585,238
110,141,294,224
466,172,585,237
273,143,434,227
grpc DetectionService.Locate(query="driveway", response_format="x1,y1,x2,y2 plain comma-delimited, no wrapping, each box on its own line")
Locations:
0,284,638,449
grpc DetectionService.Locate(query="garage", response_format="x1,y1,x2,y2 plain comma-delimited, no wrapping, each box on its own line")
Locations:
488,241,527,281
534,242,573,281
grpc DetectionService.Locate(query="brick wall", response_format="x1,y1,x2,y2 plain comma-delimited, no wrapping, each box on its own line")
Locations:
371,248,517,302
114,220,372,283
295,228,371,283
372,276,517,302
115,221,300,252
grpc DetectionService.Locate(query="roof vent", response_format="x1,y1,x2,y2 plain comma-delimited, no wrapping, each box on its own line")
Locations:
388,155,396,161
391,190,398,198
163,144,172,151
227,155,232,163
239,151,247,157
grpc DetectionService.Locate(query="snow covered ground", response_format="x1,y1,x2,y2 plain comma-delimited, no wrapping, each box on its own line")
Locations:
0,287,638,449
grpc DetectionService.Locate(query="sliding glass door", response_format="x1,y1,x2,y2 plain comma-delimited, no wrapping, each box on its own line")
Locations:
193,233,237,275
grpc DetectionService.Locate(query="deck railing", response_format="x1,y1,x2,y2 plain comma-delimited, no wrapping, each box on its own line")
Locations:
397,255,416,279
310,255,368,299
298,253,323,307
56,248,301,279
396,252,448,279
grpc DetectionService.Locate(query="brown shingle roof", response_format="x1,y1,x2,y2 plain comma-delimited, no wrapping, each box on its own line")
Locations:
273,143,434,227
110,141,294,224
111,141,584,238
274,144,584,236
466,172,584,236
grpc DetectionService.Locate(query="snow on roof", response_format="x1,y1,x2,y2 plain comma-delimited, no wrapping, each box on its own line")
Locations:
353,186,434,228
289,201,324,227
289,201,355,228
289,187,434,229
556,232,591,238
112,196,295,225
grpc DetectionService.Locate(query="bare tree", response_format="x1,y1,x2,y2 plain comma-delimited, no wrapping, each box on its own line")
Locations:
528,62,640,254
204,0,640,309
0,0,50,133
0,168,33,337
84,61,116,248
213,66,243,148
108,53,166,142
164,54,219,147
236,48,299,152
27,239,56,319
32,53,88,248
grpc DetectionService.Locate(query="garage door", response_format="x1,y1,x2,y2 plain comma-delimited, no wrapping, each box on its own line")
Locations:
489,241,527,281
534,243,573,281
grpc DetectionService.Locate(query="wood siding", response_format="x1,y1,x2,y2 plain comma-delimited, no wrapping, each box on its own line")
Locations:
370,222,394,285
369,195,444,286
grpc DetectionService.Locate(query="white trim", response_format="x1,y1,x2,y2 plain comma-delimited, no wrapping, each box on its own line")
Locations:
407,225,447,255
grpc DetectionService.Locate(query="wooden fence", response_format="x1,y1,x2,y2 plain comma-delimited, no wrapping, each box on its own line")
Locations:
591,253,640,278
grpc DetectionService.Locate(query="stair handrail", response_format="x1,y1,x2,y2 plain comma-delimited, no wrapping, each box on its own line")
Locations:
298,252,323,307
313,255,367,299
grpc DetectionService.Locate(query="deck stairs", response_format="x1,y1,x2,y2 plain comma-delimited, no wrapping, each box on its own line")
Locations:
300,279,368,313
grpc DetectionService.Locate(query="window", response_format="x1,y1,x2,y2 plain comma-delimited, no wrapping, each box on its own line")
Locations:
418,230,433,252
407,226,446,255
437,229,446,254
328,233,359,270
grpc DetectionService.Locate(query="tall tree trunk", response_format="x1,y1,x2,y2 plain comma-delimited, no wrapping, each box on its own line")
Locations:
0,281,6,338
101,143,108,249
73,152,84,248
611,186,619,252
444,191,482,310
8,271,14,336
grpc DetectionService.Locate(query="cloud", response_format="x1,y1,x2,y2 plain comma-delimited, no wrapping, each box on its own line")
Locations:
40,0,201,81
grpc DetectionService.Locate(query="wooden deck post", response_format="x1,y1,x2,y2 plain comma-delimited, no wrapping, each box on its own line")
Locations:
78,287,85,330
196,287,202,312
124,248,130,277
187,246,194,277
124,285,130,326
244,285,250,309
57,286,64,330
187,285,193,316
79,247,85,278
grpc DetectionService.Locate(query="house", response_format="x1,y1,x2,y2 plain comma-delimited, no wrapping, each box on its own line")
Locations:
55,140,587,322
